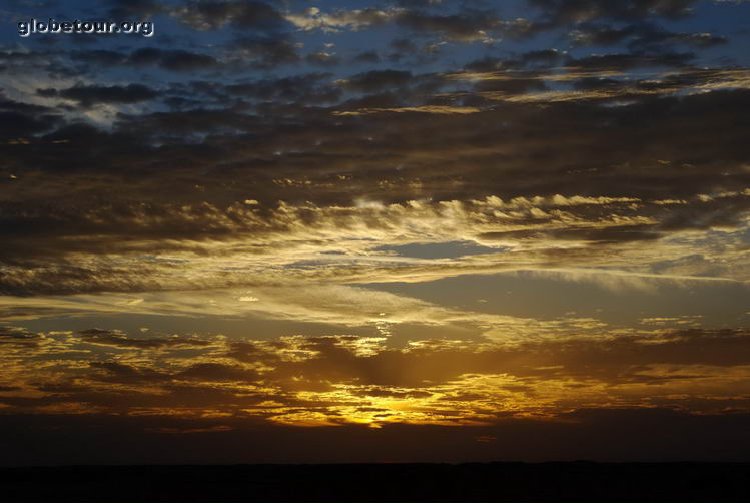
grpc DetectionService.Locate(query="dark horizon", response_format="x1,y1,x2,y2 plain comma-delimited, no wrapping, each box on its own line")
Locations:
3,408,750,466
3,462,750,503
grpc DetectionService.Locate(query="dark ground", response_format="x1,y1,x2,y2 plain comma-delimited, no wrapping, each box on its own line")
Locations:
1,462,748,502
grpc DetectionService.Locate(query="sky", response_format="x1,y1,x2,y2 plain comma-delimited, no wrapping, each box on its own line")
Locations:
1,0,750,465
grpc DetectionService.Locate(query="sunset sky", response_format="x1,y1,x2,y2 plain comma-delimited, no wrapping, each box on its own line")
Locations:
1,0,750,465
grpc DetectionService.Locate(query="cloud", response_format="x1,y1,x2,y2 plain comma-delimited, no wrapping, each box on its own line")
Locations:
285,7,395,32
0,185,748,297
305,51,340,67
176,362,259,382
333,105,481,115
528,0,697,24
227,36,301,68
1,324,749,430
569,23,727,49
338,69,414,93
128,48,219,72
172,0,286,31
36,84,159,107
107,0,165,18
395,8,504,42
78,328,213,349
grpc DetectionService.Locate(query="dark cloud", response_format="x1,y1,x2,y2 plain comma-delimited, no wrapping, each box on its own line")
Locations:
107,0,165,18
227,36,301,68
69,48,219,72
566,50,695,69
305,51,340,67
0,326,38,346
78,329,212,349
173,0,286,31
340,70,414,93
177,363,259,382
70,49,127,66
225,74,341,104
90,361,171,384
128,48,219,72
529,0,697,24
36,84,159,107
0,77,748,293
353,51,382,64
395,8,503,41
0,94,62,138
221,329,750,389
0,111,58,138
571,22,728,49
465,49,567,72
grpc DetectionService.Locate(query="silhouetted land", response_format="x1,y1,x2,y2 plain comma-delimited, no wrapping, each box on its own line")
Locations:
1,462,748,502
